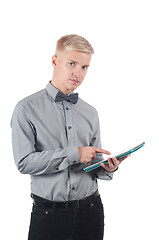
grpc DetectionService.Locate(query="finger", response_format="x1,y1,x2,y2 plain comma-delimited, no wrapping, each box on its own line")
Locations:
101,163,106,169
90,150,96,159
119,154,131,161
108,158,114,168
120,156,128,160
85,158,91,164
111,157,119,167
94,147,111,155
93,152,96,159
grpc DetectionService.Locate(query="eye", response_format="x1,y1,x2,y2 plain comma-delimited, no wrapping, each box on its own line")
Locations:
82,66,88,70
69,62,75,66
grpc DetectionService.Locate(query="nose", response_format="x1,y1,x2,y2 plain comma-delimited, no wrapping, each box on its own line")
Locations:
72,66,81,78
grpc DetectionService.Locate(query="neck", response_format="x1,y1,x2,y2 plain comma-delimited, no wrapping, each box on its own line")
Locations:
51,77,73,95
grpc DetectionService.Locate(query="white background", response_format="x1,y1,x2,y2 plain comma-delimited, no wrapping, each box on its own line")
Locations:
0,0,159,239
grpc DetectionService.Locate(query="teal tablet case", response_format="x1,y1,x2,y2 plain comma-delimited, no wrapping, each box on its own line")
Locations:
83,142,145,173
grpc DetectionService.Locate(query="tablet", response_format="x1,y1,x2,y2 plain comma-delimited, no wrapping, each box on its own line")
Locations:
83,142,145,172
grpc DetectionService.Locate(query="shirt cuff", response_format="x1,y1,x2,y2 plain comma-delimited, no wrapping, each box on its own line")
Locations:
105,167,118,173
97,168,114,180
67,146,80,165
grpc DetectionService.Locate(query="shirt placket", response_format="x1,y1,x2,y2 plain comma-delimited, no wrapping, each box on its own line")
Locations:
62,101,77,200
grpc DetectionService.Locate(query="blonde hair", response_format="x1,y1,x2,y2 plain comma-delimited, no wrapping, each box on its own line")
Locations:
55,34,94,55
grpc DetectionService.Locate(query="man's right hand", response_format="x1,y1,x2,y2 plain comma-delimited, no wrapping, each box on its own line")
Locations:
78,146,111,164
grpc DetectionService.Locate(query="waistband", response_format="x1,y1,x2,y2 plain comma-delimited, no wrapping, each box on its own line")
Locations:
31,190,100,209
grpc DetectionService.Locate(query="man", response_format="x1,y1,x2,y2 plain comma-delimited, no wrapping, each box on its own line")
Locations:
11,34,129,240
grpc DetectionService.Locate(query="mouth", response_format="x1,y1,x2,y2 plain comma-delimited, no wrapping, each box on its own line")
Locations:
69,79,80,84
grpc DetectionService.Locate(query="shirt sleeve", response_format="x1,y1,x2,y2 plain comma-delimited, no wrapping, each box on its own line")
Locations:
90,110,114,180
10,103,80,176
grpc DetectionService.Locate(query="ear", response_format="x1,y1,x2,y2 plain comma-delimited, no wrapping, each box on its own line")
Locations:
52,55,58,67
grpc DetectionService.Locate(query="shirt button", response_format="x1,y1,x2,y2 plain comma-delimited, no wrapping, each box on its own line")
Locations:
66,107,69,110
72,187,75,190
68,126,72,129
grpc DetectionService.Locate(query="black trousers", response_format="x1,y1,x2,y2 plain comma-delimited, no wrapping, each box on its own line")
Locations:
28,193,104,240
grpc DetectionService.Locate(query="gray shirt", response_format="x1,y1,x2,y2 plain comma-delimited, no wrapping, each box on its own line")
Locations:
10,81,113,201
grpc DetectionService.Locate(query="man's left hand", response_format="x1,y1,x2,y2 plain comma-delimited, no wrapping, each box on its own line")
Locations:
100,155,131,172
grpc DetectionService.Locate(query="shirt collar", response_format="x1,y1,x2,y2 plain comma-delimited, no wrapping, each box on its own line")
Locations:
46,81,74,101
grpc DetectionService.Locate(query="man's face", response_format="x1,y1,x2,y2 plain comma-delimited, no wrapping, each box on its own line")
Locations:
51,50,92,94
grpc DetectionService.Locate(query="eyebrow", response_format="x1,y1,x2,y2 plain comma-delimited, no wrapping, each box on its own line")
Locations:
69,59,78,63
69,59,90,67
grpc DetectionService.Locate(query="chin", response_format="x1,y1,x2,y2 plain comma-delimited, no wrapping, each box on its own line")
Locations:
67,87,77,93
67,84,79,91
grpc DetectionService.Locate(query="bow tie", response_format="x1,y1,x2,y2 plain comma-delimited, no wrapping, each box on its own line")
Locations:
55,91,78,104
